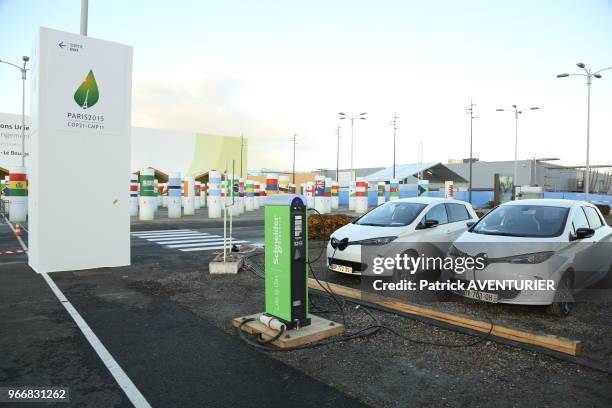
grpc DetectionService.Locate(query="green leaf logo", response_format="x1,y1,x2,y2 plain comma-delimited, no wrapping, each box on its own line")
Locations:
74,70,99,109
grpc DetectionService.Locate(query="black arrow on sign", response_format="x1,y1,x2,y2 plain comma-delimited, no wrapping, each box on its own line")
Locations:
58,41,65,48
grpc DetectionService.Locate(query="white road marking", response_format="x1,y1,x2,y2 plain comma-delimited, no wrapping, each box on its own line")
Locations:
2,213,151,407
151,237,231,245
145,234,213,242
41,273,152,408
131,229,252,252
179,245,246,252
133,232,202,239
166,239,248,249
131,229,191,234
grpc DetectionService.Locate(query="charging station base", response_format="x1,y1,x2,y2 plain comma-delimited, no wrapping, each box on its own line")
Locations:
232,313,345,349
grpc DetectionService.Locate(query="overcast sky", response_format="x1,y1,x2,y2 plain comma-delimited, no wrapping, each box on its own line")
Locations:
1,0,611,171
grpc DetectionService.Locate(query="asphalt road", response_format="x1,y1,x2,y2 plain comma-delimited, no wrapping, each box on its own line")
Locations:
0,209,365,408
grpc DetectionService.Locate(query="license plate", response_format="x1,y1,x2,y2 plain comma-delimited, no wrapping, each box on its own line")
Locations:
330,263,352,274
461,289,498,303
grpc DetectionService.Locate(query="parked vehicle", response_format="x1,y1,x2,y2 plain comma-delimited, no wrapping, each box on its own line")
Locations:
326,197,478,277
442,199,612,316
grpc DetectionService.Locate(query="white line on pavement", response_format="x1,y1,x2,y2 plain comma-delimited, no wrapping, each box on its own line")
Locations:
131,229,192,234
145,234,213,242
150,237,230,245
41,273,152,408
166,240,247,249
2,213,151,407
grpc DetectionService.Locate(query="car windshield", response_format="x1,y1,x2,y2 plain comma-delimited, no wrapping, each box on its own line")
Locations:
472,205,569,238
355,202,426,227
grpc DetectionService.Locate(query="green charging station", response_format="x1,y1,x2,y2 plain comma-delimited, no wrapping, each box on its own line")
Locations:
264,194,311,329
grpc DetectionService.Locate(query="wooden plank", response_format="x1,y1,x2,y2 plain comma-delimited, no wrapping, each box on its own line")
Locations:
308,278,582,356
232,313,344,348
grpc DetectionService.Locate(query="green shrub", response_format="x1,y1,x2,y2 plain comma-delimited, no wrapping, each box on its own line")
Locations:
308,213,355,241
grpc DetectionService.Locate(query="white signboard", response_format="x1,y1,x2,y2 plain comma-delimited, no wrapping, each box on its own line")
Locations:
28,27,133,273
0,113,30,169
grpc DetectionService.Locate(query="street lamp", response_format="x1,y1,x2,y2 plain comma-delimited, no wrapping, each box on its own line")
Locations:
496,104,540,195
466,101,477,205
338,112,367,181
0,55,29,167
390,113,399,179
290,133,297,184
557,62,612,201
335,125,341,181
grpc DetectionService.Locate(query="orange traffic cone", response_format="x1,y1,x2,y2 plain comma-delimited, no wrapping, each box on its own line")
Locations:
14,224,22,237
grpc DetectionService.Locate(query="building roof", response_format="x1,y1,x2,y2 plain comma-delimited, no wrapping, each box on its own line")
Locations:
364,162,467,183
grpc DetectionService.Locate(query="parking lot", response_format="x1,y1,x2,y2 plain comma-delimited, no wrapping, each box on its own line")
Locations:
1,209,611,407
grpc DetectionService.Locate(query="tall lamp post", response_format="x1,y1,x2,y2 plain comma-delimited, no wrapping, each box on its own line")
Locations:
557,62,612,201
495,104,539,195
0,56,29,166
338,112,366,181
335,125,341,181
290,133,297,184
390,113,399,179
465,101,477,205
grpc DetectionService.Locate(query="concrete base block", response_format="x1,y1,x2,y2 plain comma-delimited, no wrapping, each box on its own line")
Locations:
209,255,244,275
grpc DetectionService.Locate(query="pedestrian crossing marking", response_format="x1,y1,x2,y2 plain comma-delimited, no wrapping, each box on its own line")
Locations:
131,229,251,252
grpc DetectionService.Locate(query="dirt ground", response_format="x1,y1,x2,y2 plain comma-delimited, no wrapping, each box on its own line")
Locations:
132,242,612,408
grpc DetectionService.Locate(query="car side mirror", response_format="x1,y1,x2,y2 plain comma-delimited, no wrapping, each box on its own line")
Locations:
574,227,595,240
424,219,439,229
466,221,475,228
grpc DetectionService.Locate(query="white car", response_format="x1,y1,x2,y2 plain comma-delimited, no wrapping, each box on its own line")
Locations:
326,197,479,277
442,199,612,315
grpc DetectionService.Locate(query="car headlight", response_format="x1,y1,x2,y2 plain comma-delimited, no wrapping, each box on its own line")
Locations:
492,251,555,265
352,236,397,246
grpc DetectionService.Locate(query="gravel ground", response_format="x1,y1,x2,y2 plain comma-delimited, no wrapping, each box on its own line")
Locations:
134,242,612,408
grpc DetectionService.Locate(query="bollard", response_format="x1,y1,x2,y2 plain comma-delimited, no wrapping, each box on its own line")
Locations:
207,170,222,218
324,178,332,214
200,182,210,208
278,175,289,193
266,173,279,195
161,183,168,208
348,180,356,210
258,183,266,207
253,182,260,210
183,176,196,215
377,181,386,205
139,168,156,220
355,177,369,214
238,178,245,214
8,166,27,223
129,174,139,216
245,180,255,211
154,179,161,210
167,172,182,218
306,181,315,208
194,181,201,210
389,179,400,201
331,181,340,209
444,181,454,198
314,175,326,214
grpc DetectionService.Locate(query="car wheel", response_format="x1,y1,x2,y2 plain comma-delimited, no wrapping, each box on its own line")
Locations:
548,271,574,317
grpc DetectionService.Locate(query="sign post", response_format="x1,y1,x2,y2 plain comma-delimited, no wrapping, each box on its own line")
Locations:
28,27,132,273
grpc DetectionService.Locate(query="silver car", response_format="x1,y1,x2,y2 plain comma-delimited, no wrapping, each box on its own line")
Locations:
443,199,612,316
